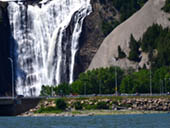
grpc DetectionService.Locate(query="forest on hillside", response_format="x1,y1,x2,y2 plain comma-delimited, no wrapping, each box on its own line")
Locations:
100,0,148,36
128,24,170,70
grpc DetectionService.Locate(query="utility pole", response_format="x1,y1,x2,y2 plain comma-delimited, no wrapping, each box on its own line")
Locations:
84,82,86,95
8,57,15,99
115,66,118,96
150,68,152,96
165,78,166,94
160,80,162,95
51,86,53,97
99,79,101,95
162,80,164,94
164,78,169,93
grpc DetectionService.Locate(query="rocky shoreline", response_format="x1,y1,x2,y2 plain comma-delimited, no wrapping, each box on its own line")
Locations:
19,110,168,117
19,96,170,116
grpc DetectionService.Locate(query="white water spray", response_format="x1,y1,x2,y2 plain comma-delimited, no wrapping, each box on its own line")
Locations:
8,0,92,96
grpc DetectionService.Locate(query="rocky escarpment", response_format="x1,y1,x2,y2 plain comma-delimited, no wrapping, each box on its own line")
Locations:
0,2,12,96
88,0,170,70
74,0,118,78
75,0,147,78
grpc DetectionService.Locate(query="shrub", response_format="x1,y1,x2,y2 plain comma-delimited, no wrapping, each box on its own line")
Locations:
54,83,71,96
74,101,83,110
55,98,67,110
84,104,97,110
96,101,109,109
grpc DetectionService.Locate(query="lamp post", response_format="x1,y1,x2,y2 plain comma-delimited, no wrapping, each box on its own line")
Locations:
51,86,53,97
165,78,166,94
8,57,14,98
99,79,101,95
115,66,118,96
84,82,86,95
164,78,170,94
150,68,152,96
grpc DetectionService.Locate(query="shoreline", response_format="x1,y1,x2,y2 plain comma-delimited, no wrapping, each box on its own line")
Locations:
19,109,168,117
18,96,170,117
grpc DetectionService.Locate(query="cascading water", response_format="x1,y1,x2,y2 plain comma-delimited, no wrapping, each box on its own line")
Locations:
7,0,92,96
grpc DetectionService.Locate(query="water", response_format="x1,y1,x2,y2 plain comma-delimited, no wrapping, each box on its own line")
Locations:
7,0,92,96
0,114,169,128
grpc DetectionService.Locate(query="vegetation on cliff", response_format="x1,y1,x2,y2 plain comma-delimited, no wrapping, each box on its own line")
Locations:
112,0,148,21
128,24,170,69
118,45,126,59
101,0,148,36
128,35,141,62
162,0,170,13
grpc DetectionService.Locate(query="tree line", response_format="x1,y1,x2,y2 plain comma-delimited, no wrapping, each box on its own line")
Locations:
40,66,170,96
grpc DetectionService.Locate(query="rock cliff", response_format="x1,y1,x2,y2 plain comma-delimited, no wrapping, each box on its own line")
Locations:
75,0,148,78
75,0,118,78
0,2,12,96
88,0,170,70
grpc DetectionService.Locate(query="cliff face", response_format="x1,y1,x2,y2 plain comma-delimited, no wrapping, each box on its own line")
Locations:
0,2,12,96
74,0,120,78
88,0,170,70
75,0,147,78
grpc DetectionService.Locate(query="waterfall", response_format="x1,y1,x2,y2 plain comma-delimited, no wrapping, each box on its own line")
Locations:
7,0,92,96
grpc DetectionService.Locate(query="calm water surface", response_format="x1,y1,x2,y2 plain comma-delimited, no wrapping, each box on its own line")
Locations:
0,113,169,128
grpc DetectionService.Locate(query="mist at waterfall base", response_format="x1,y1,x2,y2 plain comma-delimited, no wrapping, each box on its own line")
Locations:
8,0,92,96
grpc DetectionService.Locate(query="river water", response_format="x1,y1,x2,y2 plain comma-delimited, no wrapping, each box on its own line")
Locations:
0,114,169,128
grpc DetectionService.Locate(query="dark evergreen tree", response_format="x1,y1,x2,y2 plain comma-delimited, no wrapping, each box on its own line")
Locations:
128,34,141,62
162,0,170,13
118,45,126,59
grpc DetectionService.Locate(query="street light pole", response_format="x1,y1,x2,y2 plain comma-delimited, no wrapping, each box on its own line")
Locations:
84,82,86,95
51,85,53,97
8,57,15,98
165,78,166,94
99,80,102,95
150,68,152,96
164,78,170,93
115,67,118,96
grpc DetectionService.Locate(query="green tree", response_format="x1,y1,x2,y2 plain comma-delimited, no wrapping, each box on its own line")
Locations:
71,67,124,94
139,24,170,68
40,85,52,96
120,69,150,93
162,0,170,13
128,34,141,62
118,45,126,59
55,98,67,110
54,83,71,95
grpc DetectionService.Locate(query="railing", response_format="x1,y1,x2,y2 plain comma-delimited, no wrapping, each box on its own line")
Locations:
0,93,169,99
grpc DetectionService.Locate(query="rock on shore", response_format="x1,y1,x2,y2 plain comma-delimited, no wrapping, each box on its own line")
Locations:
20,96,170,116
